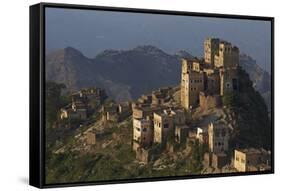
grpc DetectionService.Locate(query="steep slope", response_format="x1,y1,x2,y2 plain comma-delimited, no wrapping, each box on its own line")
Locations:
46,47,97,91
239,54,271,113
223,67,272,150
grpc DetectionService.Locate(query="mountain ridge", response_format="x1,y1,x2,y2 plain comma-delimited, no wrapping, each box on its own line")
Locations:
45,45,271,108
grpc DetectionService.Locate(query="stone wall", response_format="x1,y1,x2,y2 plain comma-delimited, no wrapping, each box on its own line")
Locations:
220,68,239,96
212,153,228,169
199,92,222,110
203,152,228,169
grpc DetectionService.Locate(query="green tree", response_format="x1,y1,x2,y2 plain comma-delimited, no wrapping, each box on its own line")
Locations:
45,81,67,129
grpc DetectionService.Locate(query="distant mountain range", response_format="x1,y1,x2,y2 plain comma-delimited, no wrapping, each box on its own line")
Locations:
46,45,271,111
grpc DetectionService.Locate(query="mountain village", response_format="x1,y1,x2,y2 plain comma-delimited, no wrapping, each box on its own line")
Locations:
53,38,271,177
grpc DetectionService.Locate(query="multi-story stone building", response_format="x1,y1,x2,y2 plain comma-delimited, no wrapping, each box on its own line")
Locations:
180,58,205,109
132,118,153,150
132,92,172,151
204,121,230,169
204,38,220,66
214,41,239,69
153,109,176,144
181,38,239,109
208,122,230,153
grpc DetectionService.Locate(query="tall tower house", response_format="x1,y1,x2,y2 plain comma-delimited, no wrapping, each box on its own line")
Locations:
204,38,220,66
214,41,239,68
180,59,204,110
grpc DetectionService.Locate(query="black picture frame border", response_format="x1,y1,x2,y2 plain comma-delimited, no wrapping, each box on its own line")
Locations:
29,2,275,189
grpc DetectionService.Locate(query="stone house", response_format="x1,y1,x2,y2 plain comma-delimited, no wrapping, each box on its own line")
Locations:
204,152,228,169
132,104,164,120
234,148,271,172
208,122,230,153
181,58,205,110
153,109,175,144
117,101,132,121
214,41,239,69
71,100,87,120
101,104,119,122
60,87,107,121
60,103,87,120
101,102,133,123
132,118,153,151
204,38,220,66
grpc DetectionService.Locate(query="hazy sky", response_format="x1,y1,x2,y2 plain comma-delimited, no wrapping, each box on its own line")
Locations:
46,7,272,73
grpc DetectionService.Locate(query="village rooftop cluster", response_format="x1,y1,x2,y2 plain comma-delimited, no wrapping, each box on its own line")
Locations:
131,38,271,172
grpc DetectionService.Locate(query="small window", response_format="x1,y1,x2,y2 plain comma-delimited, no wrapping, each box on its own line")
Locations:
143,128,147,132
222,130,226,137
233,79,238,90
